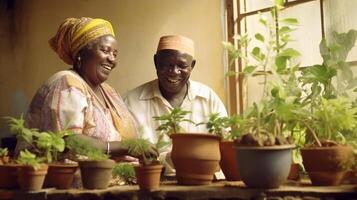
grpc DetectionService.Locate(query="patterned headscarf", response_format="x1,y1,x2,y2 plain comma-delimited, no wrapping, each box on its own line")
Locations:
49,17,115,65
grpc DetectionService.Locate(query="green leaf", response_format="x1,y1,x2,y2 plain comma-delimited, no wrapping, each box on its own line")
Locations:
281,18,299,26
243,65,257,74
255,33,265,42
275,56,287,73
278,48,301,58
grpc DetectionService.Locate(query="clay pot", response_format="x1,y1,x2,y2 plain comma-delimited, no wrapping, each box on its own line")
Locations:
301,145,353,186
79,159,115,189
0,164,19,189
219,141,240,181
170,133,221,185
44,163,78,189
134,164,163,191
288,163,300,181
17,164,48,191
235,144,295,188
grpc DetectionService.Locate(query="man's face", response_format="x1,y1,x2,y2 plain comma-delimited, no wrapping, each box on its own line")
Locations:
155,49,195,94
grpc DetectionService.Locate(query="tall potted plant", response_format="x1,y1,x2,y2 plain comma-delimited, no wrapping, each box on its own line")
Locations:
154,108,221,185
121,138,163,190
223,1,303,188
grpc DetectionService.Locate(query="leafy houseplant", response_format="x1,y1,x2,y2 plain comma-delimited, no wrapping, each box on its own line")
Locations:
5,115,78,189
299,29,357,186
121,138,163,190
112,163,136,185
204,113,242,181
154,107,221,185
65,135,115,189
223,1,301,188
4,116,49,191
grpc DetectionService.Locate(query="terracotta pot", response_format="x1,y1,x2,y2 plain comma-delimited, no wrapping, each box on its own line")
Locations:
44,163,78,189
301,145,353,186
17,164,48,191
235,144,294,188
0,156,10,165
170,133,221,185
288,163,300,181
134,164,163,191
79,159,115,189
219,141,240,181
0,164,19,189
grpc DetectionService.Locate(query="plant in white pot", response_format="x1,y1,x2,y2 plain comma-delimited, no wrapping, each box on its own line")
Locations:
154,107,222,185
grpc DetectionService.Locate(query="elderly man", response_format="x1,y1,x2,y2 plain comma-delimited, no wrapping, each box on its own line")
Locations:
124,35,227,175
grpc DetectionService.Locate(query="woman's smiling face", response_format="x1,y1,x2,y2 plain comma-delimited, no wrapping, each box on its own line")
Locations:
78,34,118,86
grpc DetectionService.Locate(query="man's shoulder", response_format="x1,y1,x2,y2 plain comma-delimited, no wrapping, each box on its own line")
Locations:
189,80,217,99
124,79,157,101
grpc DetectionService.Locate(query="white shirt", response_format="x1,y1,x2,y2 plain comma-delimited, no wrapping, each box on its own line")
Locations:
124,79,227,175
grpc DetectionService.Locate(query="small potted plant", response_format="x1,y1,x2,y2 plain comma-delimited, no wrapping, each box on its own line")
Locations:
65,135,115,189
111,163,136,186
16,149,48,191
299,29,357,186
203,113,242,181
0,147,9,165
0,147,19,189
5,116,78,189
154,107,221,185
121,138,163,190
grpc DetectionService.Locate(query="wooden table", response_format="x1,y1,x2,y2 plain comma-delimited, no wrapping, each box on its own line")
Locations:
1,180,357,200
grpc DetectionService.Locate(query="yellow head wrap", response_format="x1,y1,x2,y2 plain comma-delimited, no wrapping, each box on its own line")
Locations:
49,17,115,65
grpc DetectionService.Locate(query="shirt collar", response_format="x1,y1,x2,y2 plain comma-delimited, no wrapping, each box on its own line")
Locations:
139,79,210,101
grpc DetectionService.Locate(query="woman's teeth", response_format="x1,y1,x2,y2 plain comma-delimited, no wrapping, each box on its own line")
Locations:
167,78,179,83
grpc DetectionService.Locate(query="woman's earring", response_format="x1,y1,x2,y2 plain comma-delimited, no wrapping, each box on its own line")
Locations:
76,56,82,70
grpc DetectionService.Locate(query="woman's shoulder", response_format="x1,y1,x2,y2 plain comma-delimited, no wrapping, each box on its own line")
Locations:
46,70,87,93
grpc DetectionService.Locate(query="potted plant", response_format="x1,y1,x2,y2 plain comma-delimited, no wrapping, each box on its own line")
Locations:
16,149,48,191
0,147,19,189
223,1,303,188
154,107,221,185
121,138,163,190
5,116,78,189
299,29,357,186
111,163,136,186
65,135,115,189
0,147,9,165
203,113,242,181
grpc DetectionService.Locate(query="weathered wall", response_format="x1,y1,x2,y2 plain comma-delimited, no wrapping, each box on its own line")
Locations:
0,0,226,137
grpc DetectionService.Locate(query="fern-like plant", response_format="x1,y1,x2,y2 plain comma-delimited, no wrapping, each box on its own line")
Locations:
16,149,45,170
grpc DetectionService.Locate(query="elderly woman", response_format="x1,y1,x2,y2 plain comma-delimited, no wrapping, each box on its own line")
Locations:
25,17,154,159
